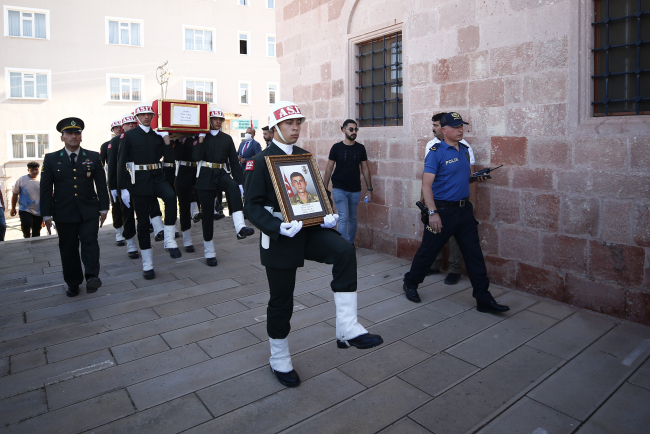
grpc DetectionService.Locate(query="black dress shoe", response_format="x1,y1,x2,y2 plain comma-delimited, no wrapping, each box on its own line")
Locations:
184,245,195,253
128,251,140,259
116,240,126,246
403,283,421,303
154,231,164,242
444,273,461,285
166,247,182,258
175,231,180,238
271,367,301,388
86,277,102,293
206,257,218,267
66,285,80,297
192,213,202,223
337,333,384,349
426,268,441,276
214,213,225,221
237,226,255,240
143,269,155,280
477,300,510,313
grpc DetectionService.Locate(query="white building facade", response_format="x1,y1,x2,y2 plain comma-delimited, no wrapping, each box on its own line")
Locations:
0,0,279,200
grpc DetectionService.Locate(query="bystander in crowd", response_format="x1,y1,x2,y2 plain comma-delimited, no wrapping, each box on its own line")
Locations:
11,161,43,238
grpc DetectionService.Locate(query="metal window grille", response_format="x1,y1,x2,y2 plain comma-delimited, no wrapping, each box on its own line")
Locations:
592,0,649,116
356,32,403,127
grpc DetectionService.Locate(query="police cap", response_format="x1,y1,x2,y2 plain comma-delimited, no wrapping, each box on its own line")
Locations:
440,112,469,128
57,117,85,133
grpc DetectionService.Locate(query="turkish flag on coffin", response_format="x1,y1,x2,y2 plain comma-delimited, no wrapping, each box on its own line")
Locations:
284,173,294,198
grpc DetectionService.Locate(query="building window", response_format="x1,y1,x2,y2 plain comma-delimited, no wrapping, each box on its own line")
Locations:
356,32,403,127
239,81,250,104
184,26,214,52
239,32,249,55
107,75,143,101
4,6,49,39
267,82,278,104
9,133,49,160
238,0,248,5
267,0,275,9
267,34,276,57
6,69,50,99
106,17,142,46
593,0,649,116
185,79,215,102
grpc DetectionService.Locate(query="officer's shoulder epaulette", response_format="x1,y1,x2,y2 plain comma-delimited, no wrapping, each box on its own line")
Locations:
459,142,469,149
429,144,438,152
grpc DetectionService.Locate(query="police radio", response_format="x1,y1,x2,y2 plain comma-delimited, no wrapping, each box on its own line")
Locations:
471,164,503,180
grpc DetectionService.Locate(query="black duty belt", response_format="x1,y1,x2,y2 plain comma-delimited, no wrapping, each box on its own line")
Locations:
434,197,469,209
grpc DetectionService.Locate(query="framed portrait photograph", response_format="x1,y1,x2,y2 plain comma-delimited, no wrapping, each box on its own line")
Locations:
265,153,334,227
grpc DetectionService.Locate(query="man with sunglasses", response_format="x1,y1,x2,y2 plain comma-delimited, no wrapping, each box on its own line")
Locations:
323,119,373,244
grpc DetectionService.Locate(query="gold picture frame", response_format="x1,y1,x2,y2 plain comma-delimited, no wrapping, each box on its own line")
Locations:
265,153,333,227
169,102,201,127
156,99,210,133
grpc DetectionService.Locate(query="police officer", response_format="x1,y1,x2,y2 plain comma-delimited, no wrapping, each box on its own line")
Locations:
100,119,125,246
193,108,255,266
403,112,509,314
174,136,202,252
244,101,383,388
117,104,182,279
40,118,110,297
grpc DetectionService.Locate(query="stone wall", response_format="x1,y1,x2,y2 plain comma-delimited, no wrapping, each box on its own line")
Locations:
276,0,650,325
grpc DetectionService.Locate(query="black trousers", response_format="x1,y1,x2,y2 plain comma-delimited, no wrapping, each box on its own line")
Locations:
197,176,242,241
266,228,356,339
404,202,493,303
121,193,161,241
19,211,42,238
133,182,177,250
56,216,100,286
175,170,196,232
110,193,123,229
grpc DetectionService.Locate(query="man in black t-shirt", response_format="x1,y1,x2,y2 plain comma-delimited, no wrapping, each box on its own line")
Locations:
323,119,373,244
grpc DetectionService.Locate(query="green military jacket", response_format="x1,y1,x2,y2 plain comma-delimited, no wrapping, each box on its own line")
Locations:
40,147,109,223
243,143,335,269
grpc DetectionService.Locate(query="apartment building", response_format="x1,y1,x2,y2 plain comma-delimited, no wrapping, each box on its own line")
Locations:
0,0,279,198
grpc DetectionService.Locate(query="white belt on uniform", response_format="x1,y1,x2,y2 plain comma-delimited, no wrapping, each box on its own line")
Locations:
175,160,198,176
126,162,161,184
196,160,227,178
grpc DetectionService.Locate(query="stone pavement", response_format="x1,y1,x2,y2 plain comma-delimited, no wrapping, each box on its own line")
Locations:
0,216,649,433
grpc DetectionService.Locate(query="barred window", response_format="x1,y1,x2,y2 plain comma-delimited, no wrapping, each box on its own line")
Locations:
593,0,649,116
356,32,403,127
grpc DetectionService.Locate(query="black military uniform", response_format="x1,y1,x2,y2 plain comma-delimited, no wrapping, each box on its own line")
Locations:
40,118,109,297
117,123,180,263
174,136,199,250
100,138,124,245
193,129,252,247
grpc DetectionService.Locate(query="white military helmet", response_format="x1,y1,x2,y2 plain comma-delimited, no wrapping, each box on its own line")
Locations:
209,107,225,119
110,119,122,130
133,103,155,116
268,101,305,142
121,113,137,125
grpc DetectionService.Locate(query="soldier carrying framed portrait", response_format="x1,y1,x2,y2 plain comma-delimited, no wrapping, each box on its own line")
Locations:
265,153,333,227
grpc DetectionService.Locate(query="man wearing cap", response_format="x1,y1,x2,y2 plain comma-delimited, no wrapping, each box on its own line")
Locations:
403,112,509,314
117,104,182,279
174,135,202,253
194,108,255,266
244,100,383,388
100,119,125,246
40,118,109,297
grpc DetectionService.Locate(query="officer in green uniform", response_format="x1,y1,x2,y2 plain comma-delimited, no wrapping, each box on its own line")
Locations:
100,119,125,246
117,104,181,279
244,101,383,388
193,108,254,266
40,118,110,297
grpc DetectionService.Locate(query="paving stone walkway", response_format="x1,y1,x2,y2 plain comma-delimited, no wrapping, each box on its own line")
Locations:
0,217,649,433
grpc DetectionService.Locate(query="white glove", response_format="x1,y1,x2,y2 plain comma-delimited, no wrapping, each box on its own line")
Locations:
280,220,302,238
321,214,338,229
111,190,117,202
198,133,206,138
239,185,244,196
120,189,131,208
155,130,169,137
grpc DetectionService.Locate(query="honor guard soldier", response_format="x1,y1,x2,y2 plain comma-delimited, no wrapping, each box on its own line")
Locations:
244,101,383,388
174,136,202,253
403,112,510,314
117,103,182,279
100,119,125,246
193,108,255,266
40,118,110,297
